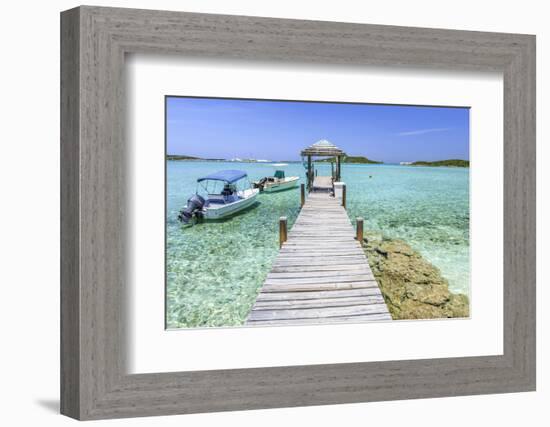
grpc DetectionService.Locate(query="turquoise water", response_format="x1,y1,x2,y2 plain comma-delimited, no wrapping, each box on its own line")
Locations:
166,161,469,329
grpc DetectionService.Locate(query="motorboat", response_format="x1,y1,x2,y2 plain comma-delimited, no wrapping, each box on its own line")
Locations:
178,170,259,224
253,164,300,193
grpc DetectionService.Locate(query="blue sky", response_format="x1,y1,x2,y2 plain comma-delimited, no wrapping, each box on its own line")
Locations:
166,97,469,163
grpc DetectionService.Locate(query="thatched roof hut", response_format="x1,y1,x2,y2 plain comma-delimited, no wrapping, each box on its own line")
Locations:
300,139,345,157
301,139,346,191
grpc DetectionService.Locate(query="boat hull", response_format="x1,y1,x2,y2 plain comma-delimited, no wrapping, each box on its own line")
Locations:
202,188,259,220
263,177,300,193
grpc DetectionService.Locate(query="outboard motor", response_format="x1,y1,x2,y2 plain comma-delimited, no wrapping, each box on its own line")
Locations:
253,177,268,191
178,194,205,224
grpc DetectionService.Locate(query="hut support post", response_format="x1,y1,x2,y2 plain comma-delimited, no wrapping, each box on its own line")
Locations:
307,155,312,191
300,183,305,207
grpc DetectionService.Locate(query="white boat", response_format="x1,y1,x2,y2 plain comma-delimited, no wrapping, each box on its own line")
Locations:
253,165,300,193
178,170,259,223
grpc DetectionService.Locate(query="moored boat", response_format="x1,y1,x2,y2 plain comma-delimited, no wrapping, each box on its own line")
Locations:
253,164,300,193
178,170,259,224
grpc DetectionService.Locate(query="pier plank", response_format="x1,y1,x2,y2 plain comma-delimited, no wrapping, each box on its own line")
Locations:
255,288,383,301
247,303,390,321
271,264,373,273
266,270,373,279
273,259,367,267
264,275,375,285
260,281,378,293
251,295,385,310
246,313,392,326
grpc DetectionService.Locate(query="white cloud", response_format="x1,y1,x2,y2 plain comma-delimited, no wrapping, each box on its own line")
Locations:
397,127,452,136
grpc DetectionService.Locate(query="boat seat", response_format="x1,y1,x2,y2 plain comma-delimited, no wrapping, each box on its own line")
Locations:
221,186,233,196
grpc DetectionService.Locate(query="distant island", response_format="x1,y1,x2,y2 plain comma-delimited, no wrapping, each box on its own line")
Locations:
167,154,226,161
319,155,382,164
167,154,296,163
167,154,201,161
410,159,469,168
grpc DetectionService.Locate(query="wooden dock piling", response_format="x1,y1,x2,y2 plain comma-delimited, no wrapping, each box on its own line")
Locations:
300,183,305,207
356,217,364,245
342,184,347,208
279,216,288,248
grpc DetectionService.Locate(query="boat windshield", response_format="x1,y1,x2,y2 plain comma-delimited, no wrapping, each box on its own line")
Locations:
197,176,251,196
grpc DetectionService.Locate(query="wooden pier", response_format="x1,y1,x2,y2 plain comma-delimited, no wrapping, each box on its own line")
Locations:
246,191,391,326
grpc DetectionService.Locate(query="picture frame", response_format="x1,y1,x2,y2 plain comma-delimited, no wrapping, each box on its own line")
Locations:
60,5,536,420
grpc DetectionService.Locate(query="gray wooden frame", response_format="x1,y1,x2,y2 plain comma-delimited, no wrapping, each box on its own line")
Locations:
60,5,536,420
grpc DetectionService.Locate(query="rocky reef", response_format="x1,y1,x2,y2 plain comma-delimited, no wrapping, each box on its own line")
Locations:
363,233,469,320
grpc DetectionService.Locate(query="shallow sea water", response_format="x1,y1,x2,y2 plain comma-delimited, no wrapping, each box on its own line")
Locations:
166,161,469,328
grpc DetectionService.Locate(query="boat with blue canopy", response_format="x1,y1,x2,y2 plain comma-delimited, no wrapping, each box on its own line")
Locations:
178,170,259,224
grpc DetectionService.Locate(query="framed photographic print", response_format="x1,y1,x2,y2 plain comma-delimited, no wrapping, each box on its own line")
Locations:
61,6,536,420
